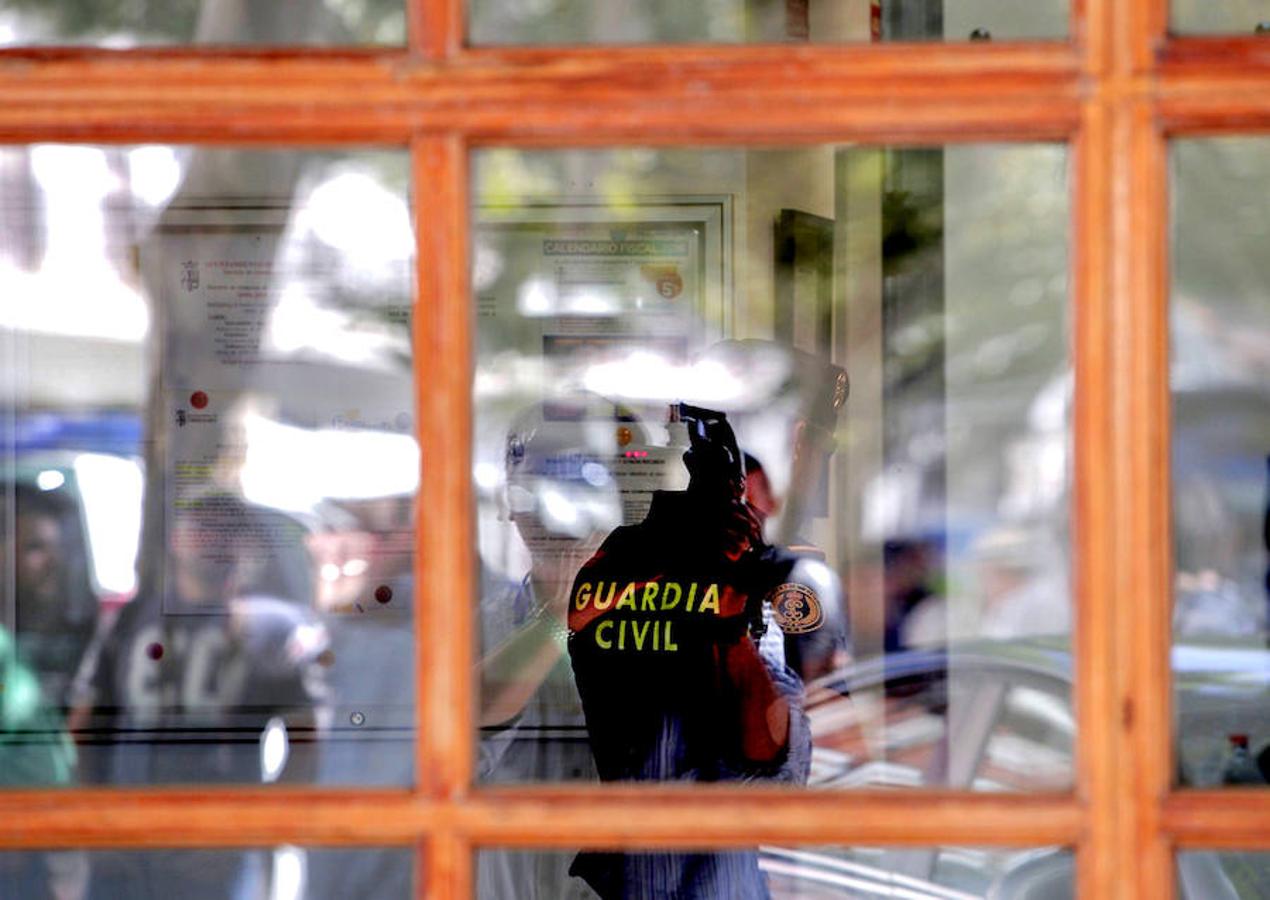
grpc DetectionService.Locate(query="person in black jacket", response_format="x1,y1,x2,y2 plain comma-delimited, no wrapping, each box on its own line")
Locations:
567,404,811,900
83,494,328,900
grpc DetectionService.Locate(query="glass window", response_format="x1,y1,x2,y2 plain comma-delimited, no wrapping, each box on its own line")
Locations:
1177,851,1270,899
0,846,414,899
1172,1,1270,36
1170,138,1270,789
468,0,1067,45
477,846,1074,898
1,146,416,787
0,1,405,47
471,145,1072,791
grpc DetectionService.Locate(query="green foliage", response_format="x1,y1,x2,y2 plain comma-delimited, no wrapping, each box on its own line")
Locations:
881,188,943,276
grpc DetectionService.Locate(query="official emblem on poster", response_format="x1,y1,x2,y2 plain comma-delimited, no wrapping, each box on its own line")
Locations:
641,264,684,300
769,582,823,634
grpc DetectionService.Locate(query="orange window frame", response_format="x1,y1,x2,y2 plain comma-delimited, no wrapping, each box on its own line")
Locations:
1,0,1269,897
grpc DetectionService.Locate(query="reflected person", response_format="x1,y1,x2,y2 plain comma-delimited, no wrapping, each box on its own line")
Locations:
566,404,811,899
83,495,329,900
478,396,645,900
0,625,84,899
2,483,92,898
703,340,852,684
5,483,98,714
479,396,640,782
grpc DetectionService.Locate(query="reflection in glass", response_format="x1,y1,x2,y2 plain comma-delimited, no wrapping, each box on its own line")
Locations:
472,146,1072,792
0,847,414,900
1171,138,1270,790
1,146,416,789
0,1,405,46
1177,851,1270,899
477,846,1074,899
1172,1,1270,36
469,0,1067,45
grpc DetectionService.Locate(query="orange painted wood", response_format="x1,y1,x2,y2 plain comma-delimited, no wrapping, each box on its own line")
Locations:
1131,0,1168,73
0,45,1081,143
1072,91,1119,900
459,788,1080,848
1164,792,1270,848
0,788,1080,849
1076,0,1108,74
412,0,463,60
425,832,472,900
1081,0,1160,80
1161,35,1270,70
1159,84,1270,134
413,135,475,799
1116,99,1175,900
1157,37,1270,133
1075,3,1182,897
0,790,427,848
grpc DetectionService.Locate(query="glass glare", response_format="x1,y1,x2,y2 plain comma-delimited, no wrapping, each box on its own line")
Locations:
477,846,1074,898
0,1,405,46
472,146,1073,793
1171,138,1270,790
1,146,416,789
469,0,1067,44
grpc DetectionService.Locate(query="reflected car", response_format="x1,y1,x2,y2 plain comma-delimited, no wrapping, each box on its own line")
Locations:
783,637,1270,898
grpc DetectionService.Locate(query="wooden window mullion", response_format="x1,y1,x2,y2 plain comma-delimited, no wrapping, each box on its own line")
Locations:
1116,97,1174,900
425,832,473,899
1076,0,1175,897
413,133,475,801
1072,89,1121,900
412,0,464,60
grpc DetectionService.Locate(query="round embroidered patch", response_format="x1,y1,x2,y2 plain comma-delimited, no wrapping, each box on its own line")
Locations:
769,583,823,634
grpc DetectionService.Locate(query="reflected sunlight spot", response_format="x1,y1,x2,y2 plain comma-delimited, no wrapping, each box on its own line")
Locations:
74,453,143,596
241,413,419,511
474,461,502,491
268,285,349,356
517,277,553,316
562,289,620,315
270,846,305,900
35,470,65,491
7,146,149,343
260,718,290,784
341,558,369,577
128,146,183,207
862,471,920,542
305,171,413,268
0,262,149,342
472,241,505,292
541,488,579,529
583,353,746,405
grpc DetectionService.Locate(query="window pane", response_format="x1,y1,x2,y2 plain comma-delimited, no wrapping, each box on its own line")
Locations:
469,0,1067,45
0,1,405,46
478,846,1073,898
472,145,1072,792
1172,2,1270,35
1,146,416,787
1171,138,1270,790
0,847,414,899
1177,852,1270,899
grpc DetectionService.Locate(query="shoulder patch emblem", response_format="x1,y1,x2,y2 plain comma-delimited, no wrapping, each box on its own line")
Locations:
769,583,823,634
